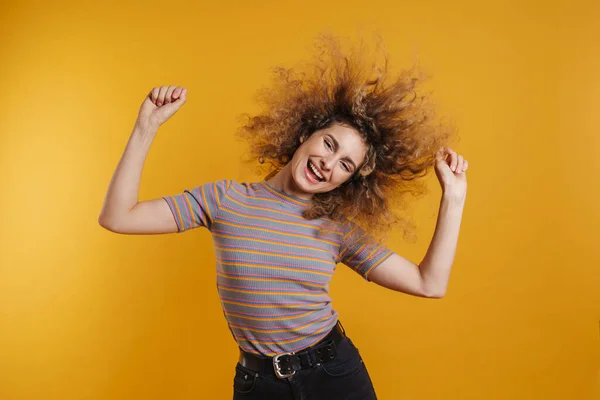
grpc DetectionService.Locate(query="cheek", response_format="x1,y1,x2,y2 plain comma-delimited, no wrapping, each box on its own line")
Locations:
291,152,307,170
330,171,352,186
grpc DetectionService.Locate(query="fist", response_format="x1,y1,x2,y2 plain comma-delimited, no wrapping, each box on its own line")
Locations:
136,85,187,130
434,147,469,200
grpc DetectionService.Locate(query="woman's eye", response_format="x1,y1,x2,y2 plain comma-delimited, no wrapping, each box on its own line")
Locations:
342,163,350,172
324,139,333,150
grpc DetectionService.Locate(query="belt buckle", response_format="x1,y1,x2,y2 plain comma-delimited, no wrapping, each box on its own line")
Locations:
273,352,296,379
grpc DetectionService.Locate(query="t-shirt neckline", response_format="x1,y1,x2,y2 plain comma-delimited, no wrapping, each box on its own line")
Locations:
260,180,312,206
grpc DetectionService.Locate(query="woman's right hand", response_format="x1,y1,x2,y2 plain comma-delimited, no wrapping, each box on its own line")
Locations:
136,85,187,131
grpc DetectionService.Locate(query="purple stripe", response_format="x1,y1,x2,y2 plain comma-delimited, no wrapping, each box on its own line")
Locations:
230,313,331,331
217,271,325,286
217,258,333,274
216,244,333,262
212,230,336,255
218,282,324,293
225,309,309,318
219,295,325,306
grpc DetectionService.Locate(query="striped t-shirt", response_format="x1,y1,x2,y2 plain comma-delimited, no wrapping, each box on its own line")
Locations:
163,180,394,356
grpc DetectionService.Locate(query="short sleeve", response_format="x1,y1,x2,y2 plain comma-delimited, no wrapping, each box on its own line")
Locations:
162,179,231,232
339,221,395,281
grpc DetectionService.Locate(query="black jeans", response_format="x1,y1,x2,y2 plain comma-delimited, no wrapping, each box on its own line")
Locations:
232,335,377,399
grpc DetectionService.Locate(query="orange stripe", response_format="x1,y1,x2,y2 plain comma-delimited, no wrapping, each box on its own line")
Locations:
342,223,358,240
170,198,185,230
217,272,324,288
228,316,327,334
214,182,221,208
218,286,324,297
364,251,394,277
183,194,197,228
355,245,381,269
214,246,331,264
342,242,367,264
223,310,313,322
221,299,323,309
218,261,333,277
200,186,212,223
218,220,338,246
212,232,334,255
351,243,368,262
340,229,368,259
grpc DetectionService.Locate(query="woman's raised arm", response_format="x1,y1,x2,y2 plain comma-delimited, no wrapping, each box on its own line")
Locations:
98,85,187,235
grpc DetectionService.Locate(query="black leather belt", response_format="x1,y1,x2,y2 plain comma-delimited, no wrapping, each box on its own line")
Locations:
238,320,346,379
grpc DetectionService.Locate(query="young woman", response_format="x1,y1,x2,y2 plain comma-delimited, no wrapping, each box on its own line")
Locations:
99,39,468,399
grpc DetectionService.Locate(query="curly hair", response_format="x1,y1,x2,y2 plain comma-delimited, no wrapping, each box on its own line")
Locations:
236,34,457,242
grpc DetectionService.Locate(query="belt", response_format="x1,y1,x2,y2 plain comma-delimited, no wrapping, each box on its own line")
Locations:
238,320,346,379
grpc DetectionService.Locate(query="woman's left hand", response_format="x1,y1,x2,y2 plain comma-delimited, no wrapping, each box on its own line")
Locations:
434,147,468,201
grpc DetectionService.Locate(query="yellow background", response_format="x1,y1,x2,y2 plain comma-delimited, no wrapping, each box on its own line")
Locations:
1,0,599,399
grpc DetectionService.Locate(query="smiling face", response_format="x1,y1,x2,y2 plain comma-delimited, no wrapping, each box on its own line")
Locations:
288,122,368,196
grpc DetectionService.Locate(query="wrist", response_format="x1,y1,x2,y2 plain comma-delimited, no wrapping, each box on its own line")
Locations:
130,124,158,149
441,191,466,207
132,122,158,138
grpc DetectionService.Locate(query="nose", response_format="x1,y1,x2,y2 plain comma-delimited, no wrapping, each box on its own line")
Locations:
320,156,335,171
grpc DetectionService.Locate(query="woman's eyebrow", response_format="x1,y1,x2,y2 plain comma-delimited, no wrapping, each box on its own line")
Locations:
328,134,357,170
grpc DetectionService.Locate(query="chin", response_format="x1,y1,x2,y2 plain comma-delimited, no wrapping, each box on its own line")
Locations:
297,177,335,195
293,175,317,194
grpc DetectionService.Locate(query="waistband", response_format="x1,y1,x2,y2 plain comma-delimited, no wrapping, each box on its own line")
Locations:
238,320,347,379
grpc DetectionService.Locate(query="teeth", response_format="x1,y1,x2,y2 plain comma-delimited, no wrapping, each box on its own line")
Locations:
309,160,323,180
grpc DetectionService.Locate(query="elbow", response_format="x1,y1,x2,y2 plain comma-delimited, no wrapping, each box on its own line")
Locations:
98,217,113,231
420,276,447,299
426,291,446,299
422,285,446,299
98,214,120,233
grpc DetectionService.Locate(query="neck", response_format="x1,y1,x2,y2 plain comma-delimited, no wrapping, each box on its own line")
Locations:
267,164,314,201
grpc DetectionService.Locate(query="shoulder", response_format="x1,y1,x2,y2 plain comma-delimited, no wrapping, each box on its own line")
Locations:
219,180,264,197
210,179,254,194
338,217,361,238
211,180,281,206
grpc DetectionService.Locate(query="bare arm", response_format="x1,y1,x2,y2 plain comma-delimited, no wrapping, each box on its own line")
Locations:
368,147,469,298
368,194,465,298
98,85,187,235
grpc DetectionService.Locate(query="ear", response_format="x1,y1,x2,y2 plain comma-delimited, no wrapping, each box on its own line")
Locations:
359,165,374,176
300,135,307,144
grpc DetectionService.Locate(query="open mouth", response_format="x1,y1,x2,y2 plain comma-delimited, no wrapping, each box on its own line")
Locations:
306,159,325,183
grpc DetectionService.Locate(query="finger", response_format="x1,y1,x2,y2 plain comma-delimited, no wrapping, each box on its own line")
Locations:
164,85,177,104
463,160,469,171
150,87,160,103
157,86,169,106
170,87,187,107
450,151,458,172
172,86,183,99
456,155,464,173
174,86,187,102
